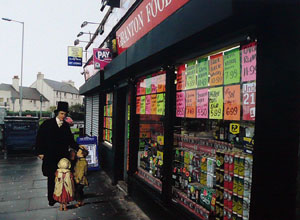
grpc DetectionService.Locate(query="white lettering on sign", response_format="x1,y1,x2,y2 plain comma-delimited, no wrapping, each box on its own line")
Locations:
96,51,111,60
116,0,189,53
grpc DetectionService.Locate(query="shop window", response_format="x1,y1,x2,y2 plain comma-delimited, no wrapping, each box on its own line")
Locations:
136,71,166,192
172,42,256,220
103,92,113,145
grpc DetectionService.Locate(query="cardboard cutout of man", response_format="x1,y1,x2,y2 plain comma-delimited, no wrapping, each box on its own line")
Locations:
35,101,84,206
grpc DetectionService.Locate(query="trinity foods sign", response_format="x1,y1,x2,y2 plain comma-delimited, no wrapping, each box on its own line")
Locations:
116,0,189,54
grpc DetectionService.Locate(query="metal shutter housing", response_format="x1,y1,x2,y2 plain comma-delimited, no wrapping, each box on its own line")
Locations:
85,96,92,136
92,94,99,138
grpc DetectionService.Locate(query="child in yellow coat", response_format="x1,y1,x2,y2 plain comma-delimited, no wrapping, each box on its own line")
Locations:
53,158,75,211
74,148,89,207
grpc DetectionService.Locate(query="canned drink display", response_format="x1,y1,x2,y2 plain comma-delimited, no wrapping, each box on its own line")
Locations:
238,155,245,177
237,196,243,216
219,204,224,219
232,212,238,220
228,153,234,173
232,194,238,213
234,154,240,176
227,190,233,210
207,173,214,188
243,197,250,220
244,155,253,178
233,176,239,194
223,190,228,207
201,156,208,172
224,153,230,171
207,157,215,174
243,177,251,199
237,177,244,197
216,150,225,170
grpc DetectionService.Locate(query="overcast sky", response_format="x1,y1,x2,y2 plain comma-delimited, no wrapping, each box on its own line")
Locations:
0,0,103,89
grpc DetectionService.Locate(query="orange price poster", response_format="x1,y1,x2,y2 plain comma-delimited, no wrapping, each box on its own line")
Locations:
185,90,196,118
151,94,157,115
157,74,166,93
224,85,240,120
209,53,224,86
145,95,151,114
139,124,151,138
177,64,186,91
136,96,141,114
140,77,146,95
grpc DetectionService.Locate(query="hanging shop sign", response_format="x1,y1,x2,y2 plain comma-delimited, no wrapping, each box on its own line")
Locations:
77,136,100,170
93,48,112,70
116,0,190,54
68,46,82,66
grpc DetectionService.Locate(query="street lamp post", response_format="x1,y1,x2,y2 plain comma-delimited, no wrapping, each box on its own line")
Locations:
2,18,24,116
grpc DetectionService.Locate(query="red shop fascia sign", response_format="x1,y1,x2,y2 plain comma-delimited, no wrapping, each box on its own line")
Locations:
116,0,190,54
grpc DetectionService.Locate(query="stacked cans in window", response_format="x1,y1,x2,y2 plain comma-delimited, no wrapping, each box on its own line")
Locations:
215,150,253,220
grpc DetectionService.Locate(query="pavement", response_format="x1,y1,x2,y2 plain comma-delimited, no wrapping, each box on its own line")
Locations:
0,152,151,220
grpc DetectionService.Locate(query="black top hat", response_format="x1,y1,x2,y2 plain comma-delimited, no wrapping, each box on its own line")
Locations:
55,101,69,113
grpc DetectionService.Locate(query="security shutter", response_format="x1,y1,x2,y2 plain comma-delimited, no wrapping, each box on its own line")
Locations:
92,94,99,138
85,96,92,136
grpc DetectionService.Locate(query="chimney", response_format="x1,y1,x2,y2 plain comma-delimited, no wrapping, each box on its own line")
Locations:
37,72,44,80
12,75,19,92
67,80,75,87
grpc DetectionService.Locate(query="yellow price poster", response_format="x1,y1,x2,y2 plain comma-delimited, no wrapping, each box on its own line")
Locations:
157,136,164,145
209,87,223,119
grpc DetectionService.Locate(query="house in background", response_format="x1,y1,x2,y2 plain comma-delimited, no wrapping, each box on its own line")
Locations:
0,75,49,112
30,72,83,108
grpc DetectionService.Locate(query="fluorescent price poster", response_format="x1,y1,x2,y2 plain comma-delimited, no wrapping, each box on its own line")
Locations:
176,65,186,91
140,78,146,95
176,91,185,118
197,58,209,88
140,96,146,114
224,48,240,85
145,95,151,114
137,81,141,95
185,62,197,90
209,87,223,119
224,85,241,120
185,90,196,118
196,89,208,119
243,82,256,121
156,93,165,115
209,53,224,86
151,75,158,93
157,74,166,93
145,77,152,94
136,96,141,114
151,94,157,115
242,42,257,82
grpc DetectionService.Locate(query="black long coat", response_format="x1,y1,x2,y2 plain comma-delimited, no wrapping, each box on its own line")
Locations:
35,118,79,177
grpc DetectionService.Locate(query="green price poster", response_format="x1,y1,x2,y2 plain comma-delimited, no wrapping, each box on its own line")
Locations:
224,48,240,85
197,58,209,88
156,93,165,115
185,62,197,90
209,87,223,119
140,96,146,114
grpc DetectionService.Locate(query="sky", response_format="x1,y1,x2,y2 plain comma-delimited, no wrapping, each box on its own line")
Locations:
0,0,104,89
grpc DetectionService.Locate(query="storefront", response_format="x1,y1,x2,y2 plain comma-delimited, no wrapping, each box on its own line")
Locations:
79,1,299,219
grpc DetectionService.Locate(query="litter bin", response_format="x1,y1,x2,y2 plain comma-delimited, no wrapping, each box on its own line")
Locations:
4,116,39,152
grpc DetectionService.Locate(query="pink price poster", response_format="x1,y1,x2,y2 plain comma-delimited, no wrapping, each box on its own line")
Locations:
242,82,256,121
145,95,151,114
151,75,158,94
196,89,208,118
242,42,257,82
176,92,185,117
